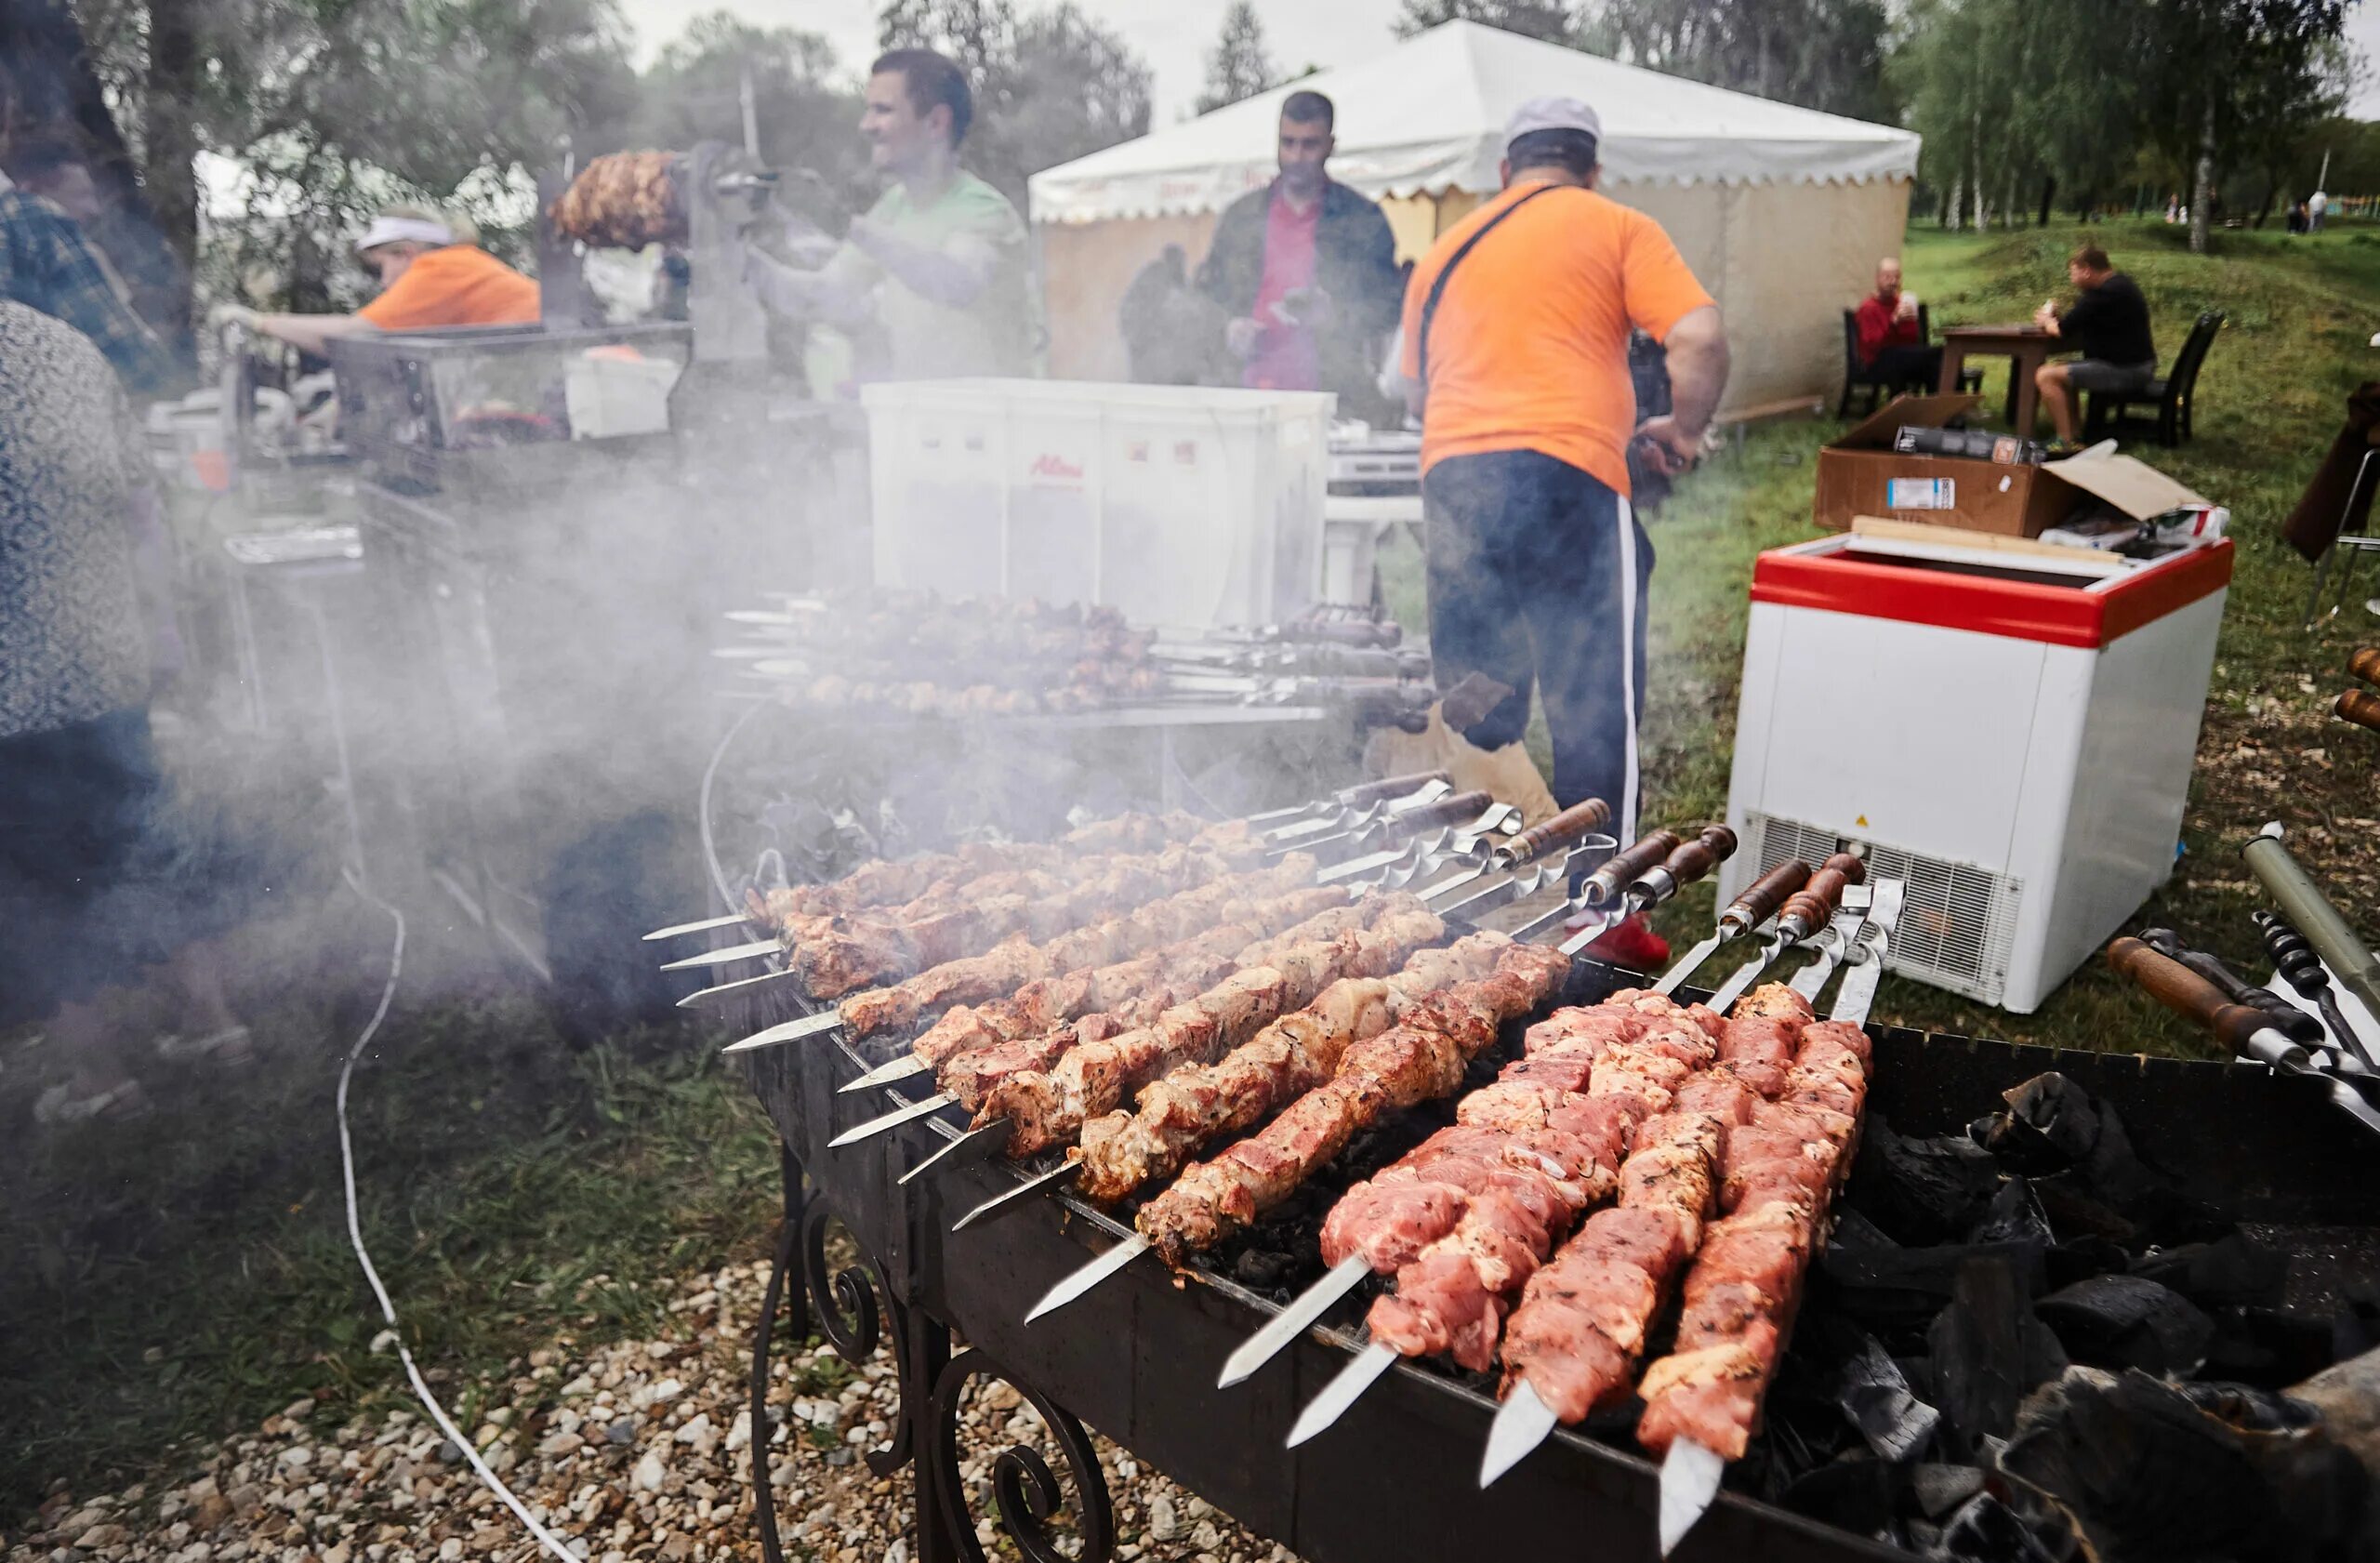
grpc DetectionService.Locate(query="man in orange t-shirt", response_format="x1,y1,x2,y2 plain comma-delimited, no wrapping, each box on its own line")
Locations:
211,206,538,355
1399,97,1728,850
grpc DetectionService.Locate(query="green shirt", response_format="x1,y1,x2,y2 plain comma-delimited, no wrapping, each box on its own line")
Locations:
827,172,1031,379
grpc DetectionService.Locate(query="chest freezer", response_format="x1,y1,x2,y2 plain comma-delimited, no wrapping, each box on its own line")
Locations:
1722,531,2234,1012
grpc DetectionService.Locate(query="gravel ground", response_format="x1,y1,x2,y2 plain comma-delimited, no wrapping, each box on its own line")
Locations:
3,1259,1293,1563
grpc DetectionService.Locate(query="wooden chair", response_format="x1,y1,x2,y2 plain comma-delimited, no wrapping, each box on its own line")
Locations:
1838,305,1982,417
2084,311,2224,447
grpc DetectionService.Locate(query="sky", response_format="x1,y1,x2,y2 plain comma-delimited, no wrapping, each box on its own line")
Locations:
615,0,2380,125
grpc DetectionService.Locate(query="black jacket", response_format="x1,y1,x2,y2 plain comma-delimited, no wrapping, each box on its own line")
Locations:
1195,178,1403,420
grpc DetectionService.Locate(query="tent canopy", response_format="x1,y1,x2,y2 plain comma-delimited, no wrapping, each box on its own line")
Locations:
1029,20,1920,227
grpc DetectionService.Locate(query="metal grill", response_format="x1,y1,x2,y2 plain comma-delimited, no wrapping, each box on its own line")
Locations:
1747,813,2023,1005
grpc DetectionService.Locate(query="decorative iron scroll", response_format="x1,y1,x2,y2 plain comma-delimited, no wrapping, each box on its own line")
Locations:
799,1198,923,1478
926,1349,1117,1563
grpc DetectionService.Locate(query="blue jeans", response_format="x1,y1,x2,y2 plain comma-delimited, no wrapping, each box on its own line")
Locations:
1423,449,1653,832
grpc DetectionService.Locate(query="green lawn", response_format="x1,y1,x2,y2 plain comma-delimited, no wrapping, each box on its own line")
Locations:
8,215,2379,1531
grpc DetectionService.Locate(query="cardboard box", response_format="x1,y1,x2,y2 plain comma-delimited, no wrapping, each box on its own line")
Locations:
1813,393,2205,538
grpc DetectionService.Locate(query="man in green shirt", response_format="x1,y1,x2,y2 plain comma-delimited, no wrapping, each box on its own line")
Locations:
747,47,1031,381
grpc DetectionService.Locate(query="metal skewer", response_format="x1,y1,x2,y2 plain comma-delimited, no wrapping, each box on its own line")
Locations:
1653,878,1904,1555
1702,853,1866,1013
1023,1233,1150,1321
1399,797,1613,906
2258,910,2380,1071
644,910,750,942
723,1012,842,1053
678,963,807,1008
1787,885,1871,1004
898,1119,1010,1185
952,1157,1077,1229
1216,1256,1369,1387
657,936,782,972
1649,857,1812,997
1509,823,1735,947
1243,771,1452,828
827,1090,958,1147
2242,823,2380,1047
1287,1343,1398,1447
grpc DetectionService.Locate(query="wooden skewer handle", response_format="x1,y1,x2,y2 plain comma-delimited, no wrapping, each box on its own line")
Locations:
2338,689,2380,735
1583,828,1683,904
1385,789,1495,836
1504,798,1613,865
1724,859,1811,932
2106,936,2281,1055
2350,648,2380,688
1660,824,1740,892
1778,852,1869,935
1346,770,1452,805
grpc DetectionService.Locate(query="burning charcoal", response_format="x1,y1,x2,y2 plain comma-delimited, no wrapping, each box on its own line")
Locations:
1967,1179,2055,1246
1935,1490,2066,1563
1853,1116,2007,1245
1911,1462,1987,1520
2132,1234,2289,1311
2003,1366,2363,1563
1836,1331,1942,1463
1824,1242,2049,1347
2036,1275,2215,1376
1926,1256,2067,1462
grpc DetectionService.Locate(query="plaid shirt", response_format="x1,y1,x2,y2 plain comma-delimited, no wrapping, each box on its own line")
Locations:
0,183,176,398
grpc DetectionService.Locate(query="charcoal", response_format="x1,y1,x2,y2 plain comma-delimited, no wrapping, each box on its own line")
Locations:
2335,1283,2380,1362
2036,1275,2215,1376
1911,1462,1987,1520
2203,1306,2339,1389
1935,1490,2066,1562
1927,1256,2067,1462
1979,1074,2235,1249
1776,1457,1905,1542
1836,1330,1941,1463
1853,1116,2007,1245
2042,1234,2132,1291
1831,1205,1903,1253
2002,1366,2360,1563
1968,1179,2055,1246
1825,1241,2049,1347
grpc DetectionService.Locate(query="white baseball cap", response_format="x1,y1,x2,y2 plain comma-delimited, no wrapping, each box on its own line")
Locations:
1504,97,1603,151
356,214,455,254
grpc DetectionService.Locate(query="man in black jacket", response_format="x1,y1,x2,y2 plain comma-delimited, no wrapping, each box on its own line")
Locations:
2032,244,2157,445
1195,90,1403,422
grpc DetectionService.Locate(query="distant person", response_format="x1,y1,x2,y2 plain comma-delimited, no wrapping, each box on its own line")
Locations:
1853,257,1940,389
746,48,1032,381
2289,200,2308,234
0,302,253,1126
0,145,177,396
1197,90,1404,422
211,205,538,352
2311,188,2330,231
1120,244,1225,386
2032,244,2156,448
1399,97,1728,970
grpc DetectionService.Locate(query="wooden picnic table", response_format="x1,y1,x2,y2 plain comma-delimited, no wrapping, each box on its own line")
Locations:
1937,324,2057,436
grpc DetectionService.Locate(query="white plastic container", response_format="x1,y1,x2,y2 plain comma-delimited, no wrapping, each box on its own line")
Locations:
564,351,681,439
861,379,1334,629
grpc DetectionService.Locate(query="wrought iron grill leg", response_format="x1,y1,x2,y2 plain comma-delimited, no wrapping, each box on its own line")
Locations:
921,1349,1116,1563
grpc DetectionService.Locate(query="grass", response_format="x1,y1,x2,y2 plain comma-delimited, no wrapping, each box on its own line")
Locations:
8,213,2379,1535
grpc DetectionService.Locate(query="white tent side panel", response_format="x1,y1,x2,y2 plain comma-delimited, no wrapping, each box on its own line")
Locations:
1038,175,1912,410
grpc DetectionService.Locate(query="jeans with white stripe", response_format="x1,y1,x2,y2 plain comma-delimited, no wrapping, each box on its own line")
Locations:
1422,449,1653,836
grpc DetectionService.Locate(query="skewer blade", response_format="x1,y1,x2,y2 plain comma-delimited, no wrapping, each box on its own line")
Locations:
1478,1381,1562,1488
677,964,806,1008
1704,942,1780,1015
1658,1438,1728,1556
1419,864,1493,904
951,1157,1075,1230
1217,1255,1369,1388
643,911,749,942
1316,846,1414,885
721,1010,845,1053
1557,911,1620,959
657,936,781,972
840,1053,933,1093
899,1120,1010,1185
1651,934,1726,996
1025,1232,1150,1323
1287,1341,1398,1448
827,1091,955,1148
2323,1078,2380,1138
1828,880,1905,1026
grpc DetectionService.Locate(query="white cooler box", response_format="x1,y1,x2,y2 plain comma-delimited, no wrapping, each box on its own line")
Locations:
1324,429,1422,607
1723,531,2234,1012
862,379,1334,629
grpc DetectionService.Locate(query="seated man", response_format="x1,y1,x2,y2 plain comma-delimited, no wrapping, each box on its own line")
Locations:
213,205,539,352
2032,244,2156,446
1853,257,1939,390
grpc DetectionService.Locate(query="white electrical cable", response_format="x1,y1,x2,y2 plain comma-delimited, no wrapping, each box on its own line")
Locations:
699,697,776,913
335,867,588,1563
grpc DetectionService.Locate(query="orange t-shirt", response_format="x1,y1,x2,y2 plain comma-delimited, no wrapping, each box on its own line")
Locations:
357,245,540,330
1399,179,1714,497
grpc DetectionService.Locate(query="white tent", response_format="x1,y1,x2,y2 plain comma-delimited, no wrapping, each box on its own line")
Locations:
1028,20,1922,411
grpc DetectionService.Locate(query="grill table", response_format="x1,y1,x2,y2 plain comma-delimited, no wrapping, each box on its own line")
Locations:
729,952,2378,1563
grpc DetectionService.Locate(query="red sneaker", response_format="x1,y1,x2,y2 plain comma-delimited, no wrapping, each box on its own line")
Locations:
1576,914,1670,974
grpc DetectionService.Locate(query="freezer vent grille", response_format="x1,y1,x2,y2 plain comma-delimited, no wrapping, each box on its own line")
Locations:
1746,815,2024,1007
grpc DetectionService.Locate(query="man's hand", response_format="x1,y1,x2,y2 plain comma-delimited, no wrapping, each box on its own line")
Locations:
1284,285,1335,328
1225,317,1263,359
207,302,260,334
1633,415,1703,477
1894,292,1919,322
2033,299,2059,329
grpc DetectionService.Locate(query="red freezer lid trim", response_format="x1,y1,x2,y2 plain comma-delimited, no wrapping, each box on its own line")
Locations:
1749,538,2233,649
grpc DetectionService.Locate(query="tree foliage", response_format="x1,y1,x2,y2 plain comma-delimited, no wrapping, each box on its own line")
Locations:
1584,0,1895,120
629,12,869,200
1197,1,1277,114
1393,0,1577,42
876,0,1151,205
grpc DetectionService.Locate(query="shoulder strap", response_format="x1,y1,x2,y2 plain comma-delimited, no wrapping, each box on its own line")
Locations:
1417,182,1568,387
